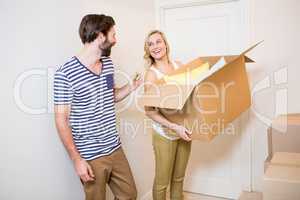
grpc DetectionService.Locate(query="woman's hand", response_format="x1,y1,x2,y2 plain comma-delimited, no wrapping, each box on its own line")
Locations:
171,123,192,141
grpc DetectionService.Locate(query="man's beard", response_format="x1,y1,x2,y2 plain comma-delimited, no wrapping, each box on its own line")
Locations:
100,39,114,57
101,47,111,57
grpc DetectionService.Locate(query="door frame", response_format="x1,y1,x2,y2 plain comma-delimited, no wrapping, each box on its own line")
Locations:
154,0,253,193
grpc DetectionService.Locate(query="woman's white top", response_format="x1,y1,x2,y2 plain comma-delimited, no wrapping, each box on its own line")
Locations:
149,60,180,140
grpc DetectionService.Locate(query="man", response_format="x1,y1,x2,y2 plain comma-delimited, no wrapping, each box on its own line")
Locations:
54,14,140,200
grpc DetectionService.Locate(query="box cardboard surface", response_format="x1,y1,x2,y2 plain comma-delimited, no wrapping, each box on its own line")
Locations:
263,152,300,200
271,152,300,167
267,114,300,158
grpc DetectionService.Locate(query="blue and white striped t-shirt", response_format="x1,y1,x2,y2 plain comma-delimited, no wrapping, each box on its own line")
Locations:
54,56,121,161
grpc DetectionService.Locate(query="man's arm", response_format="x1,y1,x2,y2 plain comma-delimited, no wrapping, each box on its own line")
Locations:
54,105,95,182
114,83,132,103
114,74,142,103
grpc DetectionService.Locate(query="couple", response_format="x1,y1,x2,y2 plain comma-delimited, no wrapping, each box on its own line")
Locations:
54,14,192,200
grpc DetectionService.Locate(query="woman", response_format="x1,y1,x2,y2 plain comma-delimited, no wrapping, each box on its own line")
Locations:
143,30,192,200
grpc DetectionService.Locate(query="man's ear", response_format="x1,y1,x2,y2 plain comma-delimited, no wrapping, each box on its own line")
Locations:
97,32,106,43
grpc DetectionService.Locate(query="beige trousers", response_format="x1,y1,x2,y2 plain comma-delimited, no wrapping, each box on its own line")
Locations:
152,132,192,200
83,147,137,200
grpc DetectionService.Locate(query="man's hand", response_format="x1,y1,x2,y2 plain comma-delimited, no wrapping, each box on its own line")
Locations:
131,73,143,91
114,73,143,102
73,158,95,183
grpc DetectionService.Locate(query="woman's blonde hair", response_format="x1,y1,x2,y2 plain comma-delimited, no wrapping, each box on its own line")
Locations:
143,30,171,67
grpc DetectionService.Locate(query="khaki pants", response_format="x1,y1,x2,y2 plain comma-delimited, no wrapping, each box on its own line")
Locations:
152,132,192,200
83,147,137,200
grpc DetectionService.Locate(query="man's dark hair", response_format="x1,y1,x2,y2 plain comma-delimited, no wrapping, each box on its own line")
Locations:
79,14,115,44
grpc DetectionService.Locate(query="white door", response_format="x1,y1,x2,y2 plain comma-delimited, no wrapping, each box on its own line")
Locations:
157,0,251,199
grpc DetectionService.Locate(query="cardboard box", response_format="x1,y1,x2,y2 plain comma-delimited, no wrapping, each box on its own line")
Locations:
265,114,300,171
267,114,300,159
139,42,261,141
271,152,300,166
263,152,300,200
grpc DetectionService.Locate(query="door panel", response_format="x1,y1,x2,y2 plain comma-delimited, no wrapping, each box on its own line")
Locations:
160,1,249,199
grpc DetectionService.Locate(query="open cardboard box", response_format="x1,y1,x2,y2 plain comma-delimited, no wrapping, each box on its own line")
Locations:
263,152,300,200
268,114,300,155
139,42,262,141
265,114,300,171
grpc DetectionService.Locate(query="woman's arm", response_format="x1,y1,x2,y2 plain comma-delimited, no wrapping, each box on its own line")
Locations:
144,70,191,141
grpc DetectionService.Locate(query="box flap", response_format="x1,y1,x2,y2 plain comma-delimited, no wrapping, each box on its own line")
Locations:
141,84,195,109
168,57,207,76
241,41,263,55
245,56,255,63
198,54,254,66
223,55,239,63
195,56,222,67
141,57,226,109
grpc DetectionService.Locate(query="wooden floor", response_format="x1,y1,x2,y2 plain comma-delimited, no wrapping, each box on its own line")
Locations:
182,192,227,200
238,192,263,200
119,190,263,200
169,191,263,200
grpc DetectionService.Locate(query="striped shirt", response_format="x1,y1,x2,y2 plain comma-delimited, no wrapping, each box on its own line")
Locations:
54,56,121,161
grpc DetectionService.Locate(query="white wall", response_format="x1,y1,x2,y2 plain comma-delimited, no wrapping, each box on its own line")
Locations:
0,0,155,199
